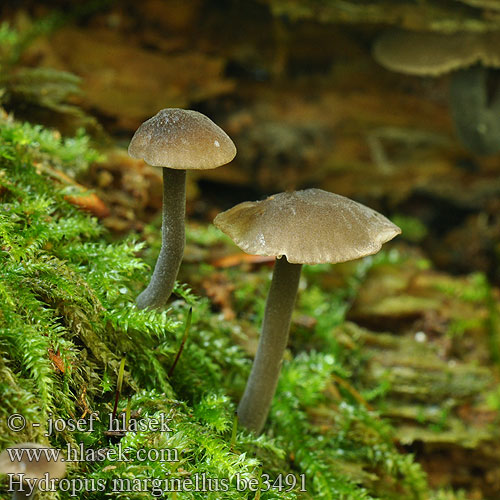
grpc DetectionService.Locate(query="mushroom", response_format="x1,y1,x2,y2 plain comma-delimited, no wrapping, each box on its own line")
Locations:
373,29,500,154
214,188,401,433
129,108,236,309
0,442,66,499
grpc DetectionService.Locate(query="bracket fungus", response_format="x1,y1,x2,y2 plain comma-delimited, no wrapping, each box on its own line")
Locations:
373,29,500,155
129,108,236,309
0,443,66,499
214,188,401,433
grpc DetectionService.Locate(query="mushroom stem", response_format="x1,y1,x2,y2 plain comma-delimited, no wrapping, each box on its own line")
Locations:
450,64,500,155
237,256,302,433
136,168,186,309
12,489,35,500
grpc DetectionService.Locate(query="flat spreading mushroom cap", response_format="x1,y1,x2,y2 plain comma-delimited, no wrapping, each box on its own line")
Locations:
214,189,401,265
373,30,485,76
0,443,66,480
128,108,236,169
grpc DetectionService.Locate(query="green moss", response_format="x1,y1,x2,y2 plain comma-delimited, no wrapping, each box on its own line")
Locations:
0,17,98,132
0,114,436,499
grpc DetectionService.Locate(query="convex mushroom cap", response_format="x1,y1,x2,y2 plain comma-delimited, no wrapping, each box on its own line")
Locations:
0,442,66,480
128,108,236,310
373,30,500,76
214,188,401,265
128,108,236,169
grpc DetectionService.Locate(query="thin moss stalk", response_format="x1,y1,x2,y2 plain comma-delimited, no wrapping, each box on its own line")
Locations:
136,168,186,309
237,256,302,433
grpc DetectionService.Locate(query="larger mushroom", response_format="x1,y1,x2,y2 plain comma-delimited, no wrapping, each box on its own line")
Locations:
129,108,236,309
0,442,66,499
214,188,401,433
373,29,500,154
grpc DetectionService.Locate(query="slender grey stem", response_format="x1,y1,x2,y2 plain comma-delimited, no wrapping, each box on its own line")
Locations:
136,168,186,310
12,487,34,499
450,65,500,155
237,256,302,433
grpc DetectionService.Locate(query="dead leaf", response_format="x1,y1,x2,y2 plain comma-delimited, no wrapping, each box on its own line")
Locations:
201,273,236,320
211,253,275,268
48,348,64,373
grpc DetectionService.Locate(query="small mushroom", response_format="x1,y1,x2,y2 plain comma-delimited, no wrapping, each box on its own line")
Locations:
373,29,500,154
129,108,236,309
0,442,66,499
214,188,401,433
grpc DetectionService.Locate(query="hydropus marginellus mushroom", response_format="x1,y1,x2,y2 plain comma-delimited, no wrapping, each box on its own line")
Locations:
129,108,236,309
0,442,66,499
214,188,401,433
373,29,500,155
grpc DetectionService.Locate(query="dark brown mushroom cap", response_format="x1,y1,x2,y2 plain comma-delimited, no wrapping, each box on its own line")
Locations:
214,189,401,265
373,30,485,76
0,443,66,480
128,108,236,169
